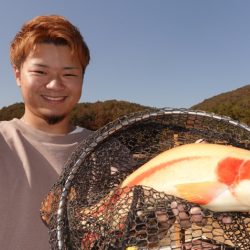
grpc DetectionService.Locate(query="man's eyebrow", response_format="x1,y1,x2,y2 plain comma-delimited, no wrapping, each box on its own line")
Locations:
63,66,81,70
32,63,48,68
32,64,80,70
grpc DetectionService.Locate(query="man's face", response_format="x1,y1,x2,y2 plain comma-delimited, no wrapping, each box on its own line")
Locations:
14,43,83,124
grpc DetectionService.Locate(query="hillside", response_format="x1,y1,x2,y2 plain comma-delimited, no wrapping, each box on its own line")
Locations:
70,100,152,130
0,100,152,130
0,85,249,130
191,84,250,125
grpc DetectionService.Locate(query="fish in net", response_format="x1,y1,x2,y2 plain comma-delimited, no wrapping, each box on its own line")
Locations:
40,108,250,249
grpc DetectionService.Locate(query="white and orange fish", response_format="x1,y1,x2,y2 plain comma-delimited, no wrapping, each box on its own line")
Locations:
121,143,250,212
73,143,250,249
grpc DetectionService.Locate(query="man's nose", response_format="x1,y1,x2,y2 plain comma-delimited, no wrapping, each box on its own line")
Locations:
46,77,65,90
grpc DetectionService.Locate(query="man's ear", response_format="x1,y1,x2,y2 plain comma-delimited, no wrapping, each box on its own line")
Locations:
13,66,21,87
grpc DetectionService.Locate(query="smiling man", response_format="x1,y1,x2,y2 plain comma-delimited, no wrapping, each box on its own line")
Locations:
0,15,92,250
14,43,84,133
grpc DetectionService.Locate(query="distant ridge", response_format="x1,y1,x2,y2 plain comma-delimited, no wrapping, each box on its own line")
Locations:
191,84,250,125
0,85,249,130
0,100,151,130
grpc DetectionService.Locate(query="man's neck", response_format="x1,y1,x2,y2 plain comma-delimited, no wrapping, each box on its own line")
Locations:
21,114,73,135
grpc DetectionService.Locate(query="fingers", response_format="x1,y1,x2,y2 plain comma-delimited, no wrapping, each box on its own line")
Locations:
171,201,191,228
189,206,207,226
171,201,233,231
171,201,207,229
155,210,176,229
217,214,232,224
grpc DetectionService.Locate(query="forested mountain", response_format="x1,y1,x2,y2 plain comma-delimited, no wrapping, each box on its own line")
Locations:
191,84,250,125
0,100,151,130
70,100,152,130
0,102,24,121
0,85,249,130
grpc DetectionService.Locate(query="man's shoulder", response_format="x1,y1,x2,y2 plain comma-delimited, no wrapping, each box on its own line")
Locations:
0,119,23,144
0,119,19,132
0,118,17,131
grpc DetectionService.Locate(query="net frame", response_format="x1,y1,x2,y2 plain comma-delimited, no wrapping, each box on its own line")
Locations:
41,108,250,250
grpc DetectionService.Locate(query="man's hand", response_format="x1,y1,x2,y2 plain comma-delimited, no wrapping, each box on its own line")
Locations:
217,214,232,224
171,201,207,229
171,201,232,229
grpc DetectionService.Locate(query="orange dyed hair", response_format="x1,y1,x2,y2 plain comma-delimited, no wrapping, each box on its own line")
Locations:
10,15,90,72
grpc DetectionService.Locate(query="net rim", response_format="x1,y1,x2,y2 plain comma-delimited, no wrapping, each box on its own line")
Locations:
55,107,250,249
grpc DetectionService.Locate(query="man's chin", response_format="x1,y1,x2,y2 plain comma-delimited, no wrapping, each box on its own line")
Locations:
43,115,66,125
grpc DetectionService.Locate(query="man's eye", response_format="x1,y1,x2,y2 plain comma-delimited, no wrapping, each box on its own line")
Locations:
32,70,46,75
64,74,77,77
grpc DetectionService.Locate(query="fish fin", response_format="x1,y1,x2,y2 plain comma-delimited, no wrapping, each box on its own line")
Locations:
175,182,227,205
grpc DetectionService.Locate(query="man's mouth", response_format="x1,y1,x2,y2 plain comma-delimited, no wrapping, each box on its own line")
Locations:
42,95,67,102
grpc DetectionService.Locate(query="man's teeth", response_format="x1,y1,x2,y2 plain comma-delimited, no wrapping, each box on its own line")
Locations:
43,96,65,101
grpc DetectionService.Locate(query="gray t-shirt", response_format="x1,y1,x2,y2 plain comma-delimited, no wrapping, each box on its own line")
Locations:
0,118,92,250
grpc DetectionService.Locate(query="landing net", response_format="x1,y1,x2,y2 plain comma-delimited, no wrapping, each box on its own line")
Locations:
40,108,250,250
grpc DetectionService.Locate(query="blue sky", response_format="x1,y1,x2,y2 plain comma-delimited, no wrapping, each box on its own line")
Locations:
0,1,249,109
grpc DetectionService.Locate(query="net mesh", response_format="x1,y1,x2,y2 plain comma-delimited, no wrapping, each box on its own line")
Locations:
40,108,250,250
